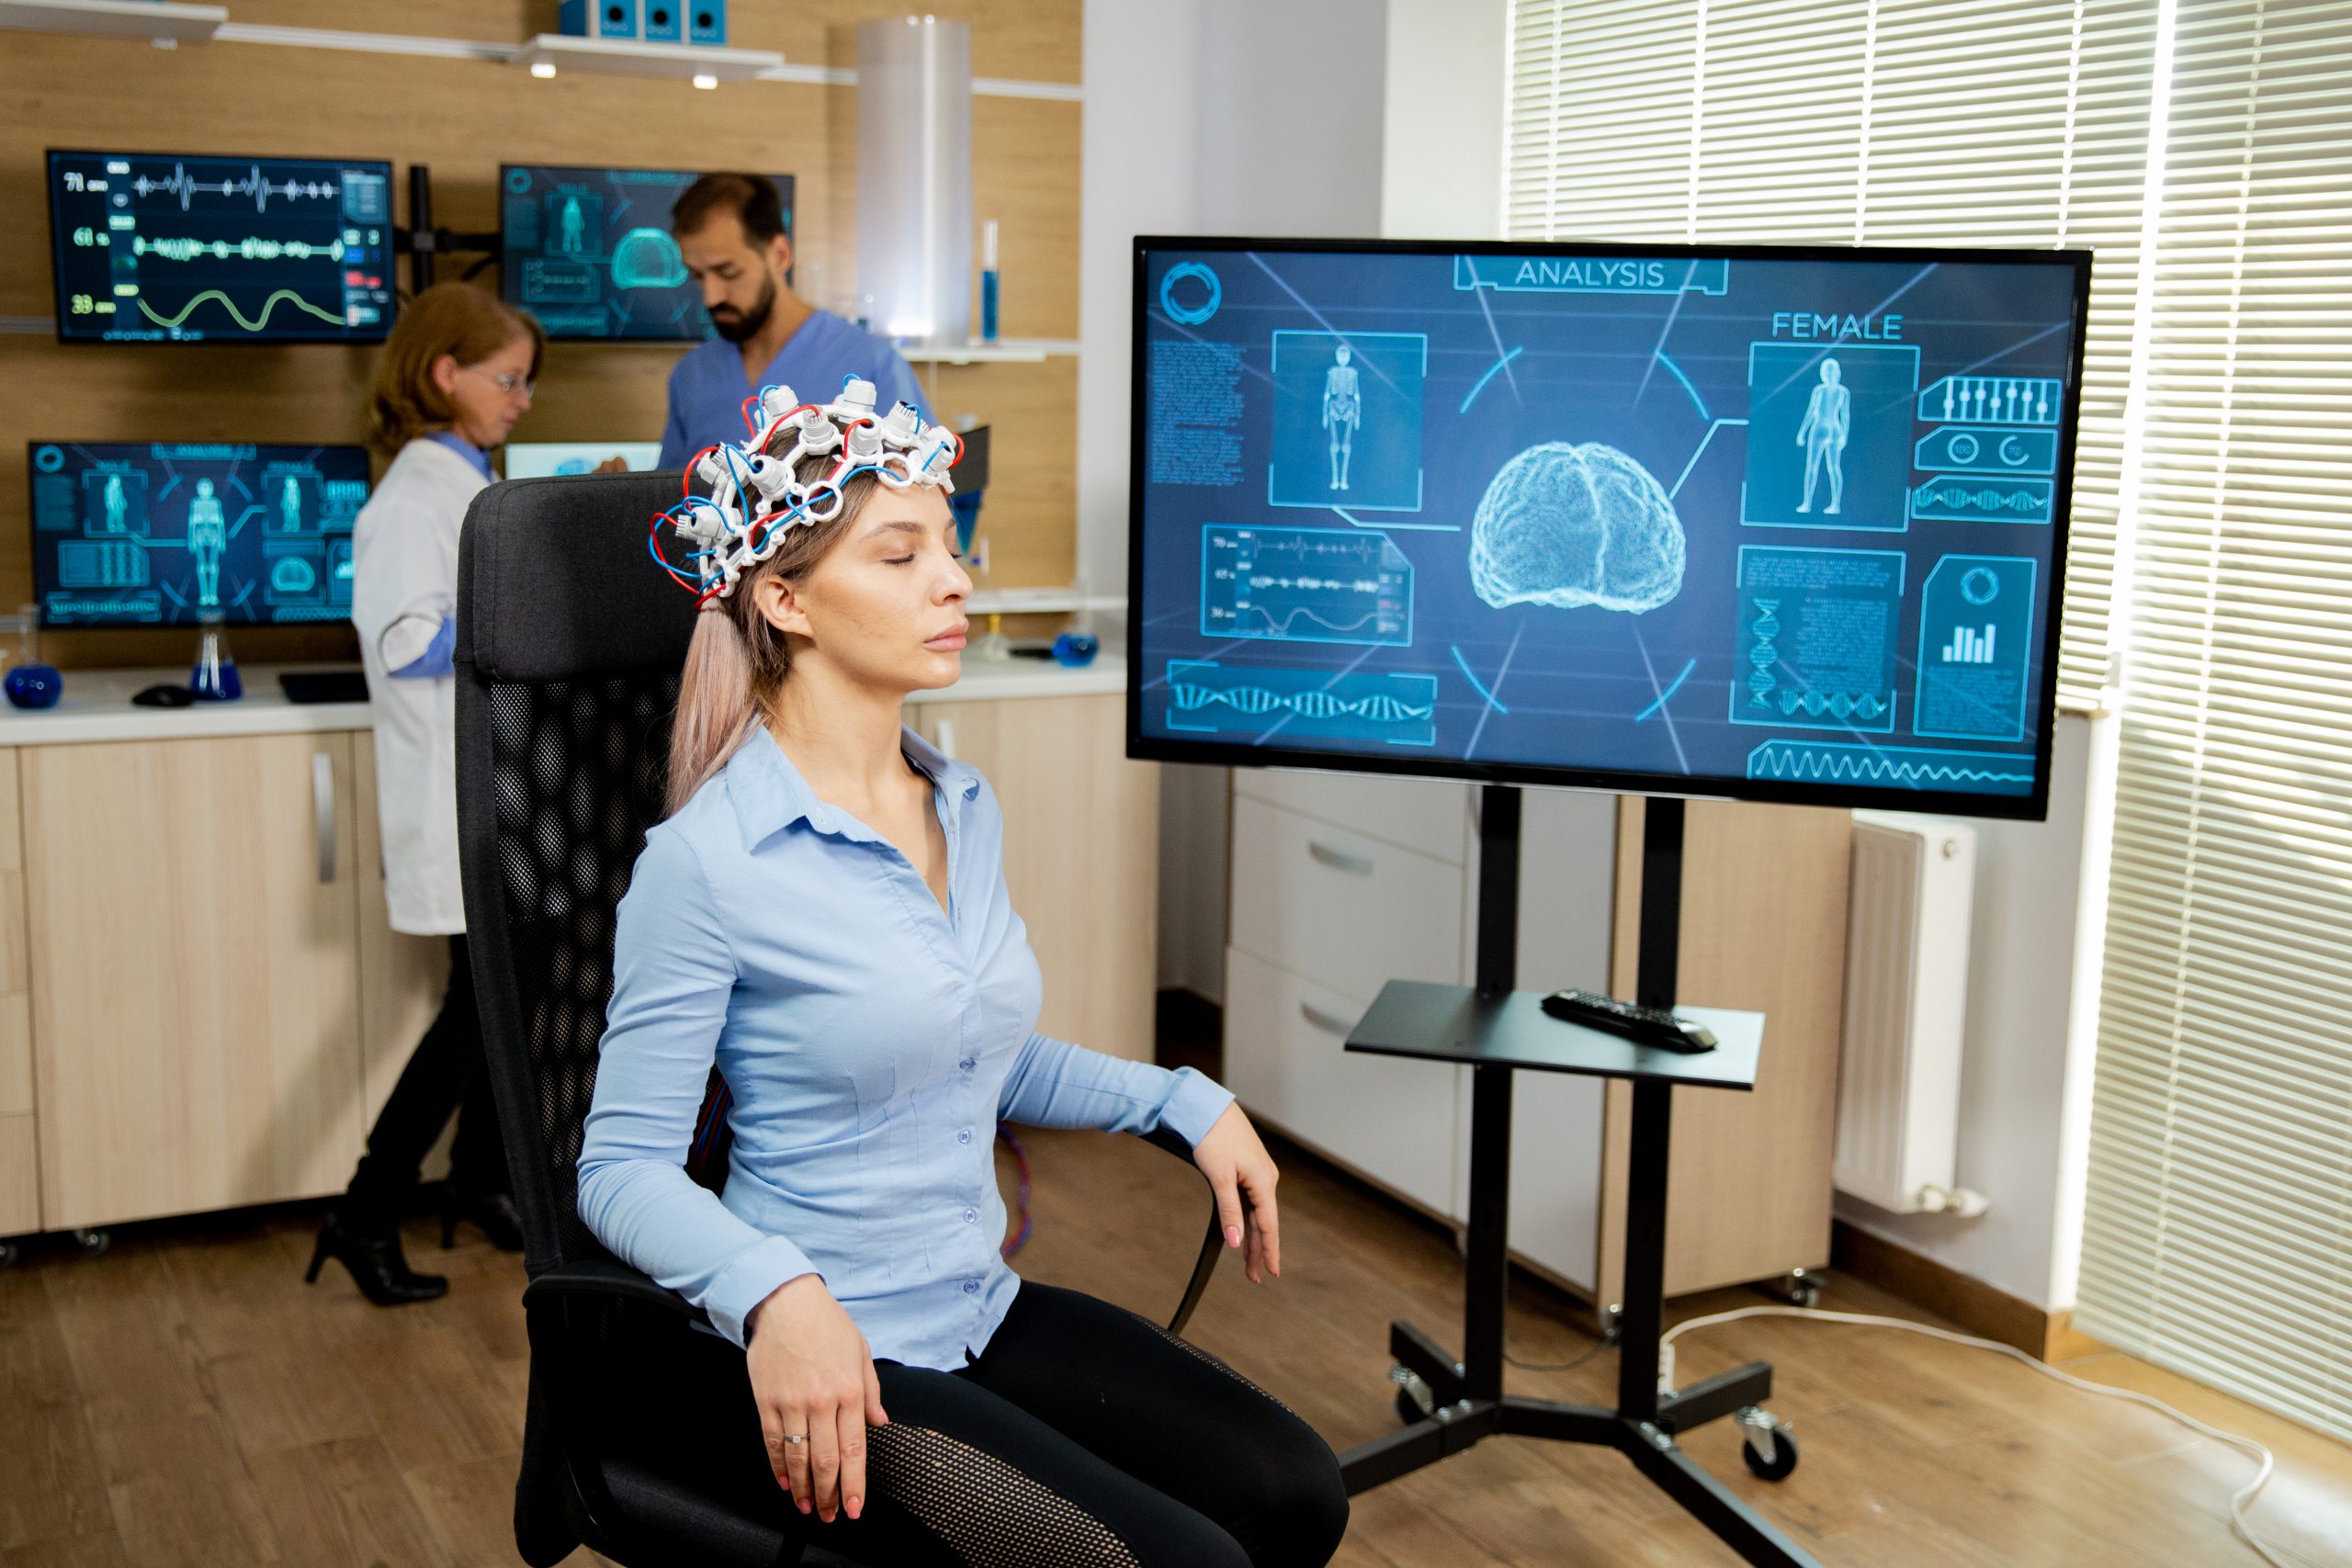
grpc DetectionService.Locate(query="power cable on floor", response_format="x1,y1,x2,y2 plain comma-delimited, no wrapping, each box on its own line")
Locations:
1659,1305,2315,1568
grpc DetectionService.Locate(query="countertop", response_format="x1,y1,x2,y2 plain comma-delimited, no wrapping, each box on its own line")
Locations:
0,649,1127,746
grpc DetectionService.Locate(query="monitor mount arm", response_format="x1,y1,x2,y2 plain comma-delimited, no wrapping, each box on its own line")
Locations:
395,165,503,291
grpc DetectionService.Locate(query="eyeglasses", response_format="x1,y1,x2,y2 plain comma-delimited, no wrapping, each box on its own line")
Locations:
465,365,536,399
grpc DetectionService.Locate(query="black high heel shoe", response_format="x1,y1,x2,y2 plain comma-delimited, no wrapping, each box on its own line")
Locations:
305,1208,448,1305
439,1188,525,1252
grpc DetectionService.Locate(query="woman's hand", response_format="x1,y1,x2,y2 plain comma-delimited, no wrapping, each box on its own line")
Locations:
743,1274,888,1522
1192,1101,1282,1284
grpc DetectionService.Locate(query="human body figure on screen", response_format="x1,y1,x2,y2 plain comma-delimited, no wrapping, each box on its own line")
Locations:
1323,343,1361,491
582,403,1350,1565
280,474,302,534
1795,356,1849,514
102,473,127,534
187,479,225,608
560,194,586,255
306,284,547,1309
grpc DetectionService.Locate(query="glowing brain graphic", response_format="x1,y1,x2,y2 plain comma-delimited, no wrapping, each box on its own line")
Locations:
1468,442,1687,613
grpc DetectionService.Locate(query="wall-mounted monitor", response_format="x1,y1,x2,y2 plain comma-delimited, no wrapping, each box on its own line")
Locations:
1126,238,2089,821
26,442,371,627
499,164,795,341
46,150,395,344
502,441,664,479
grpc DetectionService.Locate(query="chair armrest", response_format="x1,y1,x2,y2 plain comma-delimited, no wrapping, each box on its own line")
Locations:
1136,1125,1224,1338
524,1256,713,1328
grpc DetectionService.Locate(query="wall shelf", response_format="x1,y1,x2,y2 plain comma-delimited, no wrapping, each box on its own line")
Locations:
901,339,1080,365
513,31,784,83
0,0,224,45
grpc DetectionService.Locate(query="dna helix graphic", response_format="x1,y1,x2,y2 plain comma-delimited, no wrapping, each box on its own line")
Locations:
1775,691,1890,721
1168,680,1433,725
1912,481,2046,514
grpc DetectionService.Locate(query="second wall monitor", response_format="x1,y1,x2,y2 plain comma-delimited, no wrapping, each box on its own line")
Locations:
500,164,793,342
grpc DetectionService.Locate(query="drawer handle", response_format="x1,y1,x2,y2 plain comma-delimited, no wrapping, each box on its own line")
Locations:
1306,840,1374,876
1299,1000,1355,1037
313,751,336,884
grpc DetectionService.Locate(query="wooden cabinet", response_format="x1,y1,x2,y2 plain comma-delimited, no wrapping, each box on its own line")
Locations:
1225,769,1850,1309
22,734,365,1230
0,749,35,1238
908,693,1159,1063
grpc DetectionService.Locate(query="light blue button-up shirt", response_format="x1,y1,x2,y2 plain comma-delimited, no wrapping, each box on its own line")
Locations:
656,310,930,469
577,724,1235,1367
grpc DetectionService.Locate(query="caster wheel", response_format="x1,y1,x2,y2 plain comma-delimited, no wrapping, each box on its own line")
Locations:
1389,1366,1435,1424
73,1228,110,1258
0,1240,18,1269
1737,1408,1799,1482
1762,1269,1823,1309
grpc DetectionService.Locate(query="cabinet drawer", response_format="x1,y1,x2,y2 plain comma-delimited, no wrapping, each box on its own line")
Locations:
1227,795,1464,1000
1222,946,1457,1217
1234,769,1471,865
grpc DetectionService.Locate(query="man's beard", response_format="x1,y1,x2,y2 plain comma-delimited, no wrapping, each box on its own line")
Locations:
709,273,776,344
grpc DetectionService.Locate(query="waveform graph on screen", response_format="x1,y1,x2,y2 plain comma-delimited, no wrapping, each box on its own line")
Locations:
1200,525,1414,647
1164,660,1437,748
47,151,394,343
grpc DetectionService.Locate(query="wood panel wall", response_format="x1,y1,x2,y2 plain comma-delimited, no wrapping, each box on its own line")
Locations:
0,0,1082,668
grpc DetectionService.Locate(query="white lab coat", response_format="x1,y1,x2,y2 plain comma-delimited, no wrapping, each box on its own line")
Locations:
350,437,486,935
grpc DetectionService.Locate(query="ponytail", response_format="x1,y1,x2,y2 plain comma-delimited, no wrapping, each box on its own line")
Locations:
667,610,763,817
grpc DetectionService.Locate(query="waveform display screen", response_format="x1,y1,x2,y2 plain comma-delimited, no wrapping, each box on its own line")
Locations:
47,150,394,344
500,164,795,341
1128,240,2088,818
27,442,369,627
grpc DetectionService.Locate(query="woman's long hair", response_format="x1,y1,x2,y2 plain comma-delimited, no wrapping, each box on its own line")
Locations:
366,283,546,455
665,451,887,816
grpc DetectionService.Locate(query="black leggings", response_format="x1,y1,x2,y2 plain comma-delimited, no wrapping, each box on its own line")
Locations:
618,1281,1349,1566
343,936,508,1227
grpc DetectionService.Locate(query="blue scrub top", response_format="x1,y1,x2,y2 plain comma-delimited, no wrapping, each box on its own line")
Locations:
657,309,930,468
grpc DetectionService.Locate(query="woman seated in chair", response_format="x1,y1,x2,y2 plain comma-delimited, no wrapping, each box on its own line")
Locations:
577,382,1349,1567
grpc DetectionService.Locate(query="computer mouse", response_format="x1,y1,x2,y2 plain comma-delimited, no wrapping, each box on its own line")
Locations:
130,682,195,708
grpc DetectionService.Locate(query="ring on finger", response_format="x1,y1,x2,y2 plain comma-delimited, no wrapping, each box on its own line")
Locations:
782,1433,810,1445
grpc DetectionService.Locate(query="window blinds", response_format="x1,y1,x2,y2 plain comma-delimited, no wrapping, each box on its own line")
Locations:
2073,0,2352,1445
1503,0,2158,709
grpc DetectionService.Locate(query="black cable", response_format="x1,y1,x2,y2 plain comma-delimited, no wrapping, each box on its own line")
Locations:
1503,1325,1618,1372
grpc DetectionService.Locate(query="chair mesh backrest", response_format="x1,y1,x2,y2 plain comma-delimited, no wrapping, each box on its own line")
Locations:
485,672,679,1264
456,470,706,1275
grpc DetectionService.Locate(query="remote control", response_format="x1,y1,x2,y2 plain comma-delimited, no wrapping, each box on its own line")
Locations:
1540,988,1718,1054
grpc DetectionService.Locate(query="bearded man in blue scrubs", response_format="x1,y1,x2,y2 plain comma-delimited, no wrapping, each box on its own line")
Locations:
657,173,927,468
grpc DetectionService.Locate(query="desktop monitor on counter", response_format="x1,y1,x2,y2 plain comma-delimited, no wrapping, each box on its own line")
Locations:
1125,238,2090,821
26,441,370,627
499,164,794,342
46,150,395,344
503,441,664,479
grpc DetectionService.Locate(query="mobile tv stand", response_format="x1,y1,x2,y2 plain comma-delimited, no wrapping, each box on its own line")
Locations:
1335,789,1821,1568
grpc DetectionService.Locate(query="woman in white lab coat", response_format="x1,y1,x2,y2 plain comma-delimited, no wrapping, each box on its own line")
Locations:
308,283,544,1306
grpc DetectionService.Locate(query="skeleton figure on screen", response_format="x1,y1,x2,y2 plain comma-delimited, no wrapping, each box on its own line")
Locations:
1322,344,1362,491
188,477,226,609
1794,357,1850,515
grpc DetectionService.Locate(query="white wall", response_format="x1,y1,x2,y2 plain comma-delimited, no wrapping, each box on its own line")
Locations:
1833,713,2112,1311
1083,0,1392,998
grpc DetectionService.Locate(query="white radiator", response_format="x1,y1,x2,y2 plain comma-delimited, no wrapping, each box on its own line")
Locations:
1835,811,1983,1215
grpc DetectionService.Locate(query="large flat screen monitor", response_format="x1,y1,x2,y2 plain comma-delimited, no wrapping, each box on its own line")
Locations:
26,441,370,627
1126,239,2089,820
46,150,395,343
499,164,795,341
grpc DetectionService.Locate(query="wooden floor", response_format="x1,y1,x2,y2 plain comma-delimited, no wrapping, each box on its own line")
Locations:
3,1125,2348,1567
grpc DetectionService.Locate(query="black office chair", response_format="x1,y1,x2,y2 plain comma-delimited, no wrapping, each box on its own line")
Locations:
454,471,1226,1568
